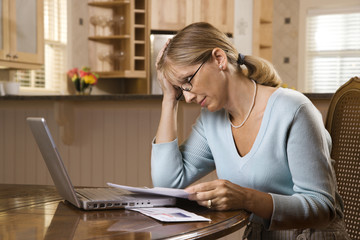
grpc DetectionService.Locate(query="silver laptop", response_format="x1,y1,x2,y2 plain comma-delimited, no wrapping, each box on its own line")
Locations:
27,117,176,210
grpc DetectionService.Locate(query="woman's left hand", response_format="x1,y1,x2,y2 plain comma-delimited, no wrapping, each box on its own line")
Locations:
185,179,248,211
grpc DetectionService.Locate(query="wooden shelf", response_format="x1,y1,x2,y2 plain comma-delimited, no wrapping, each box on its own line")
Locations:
134,40,145,44
88,35,131,41
94,70,146,79
134,24,145,28
88,1,130,8
134,9,146,13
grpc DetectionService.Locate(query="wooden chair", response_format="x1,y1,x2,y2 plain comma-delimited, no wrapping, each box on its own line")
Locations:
325,76,360,239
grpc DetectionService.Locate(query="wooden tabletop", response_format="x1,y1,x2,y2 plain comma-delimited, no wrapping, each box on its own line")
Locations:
0,184,250,239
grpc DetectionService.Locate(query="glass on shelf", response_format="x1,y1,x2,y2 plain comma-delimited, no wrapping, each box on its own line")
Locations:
97,16,108,36
98,51,110,71
106,17,116,35
113,51,125,70
90,15,100,36
97,51,126,71
89,14,126,36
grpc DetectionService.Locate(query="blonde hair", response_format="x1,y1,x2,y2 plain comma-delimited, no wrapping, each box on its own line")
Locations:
157,22,281,87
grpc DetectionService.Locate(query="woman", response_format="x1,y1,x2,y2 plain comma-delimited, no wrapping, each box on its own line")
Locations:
151,22,349,239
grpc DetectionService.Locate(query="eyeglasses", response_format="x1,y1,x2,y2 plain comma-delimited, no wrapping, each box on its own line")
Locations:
176,61,205,101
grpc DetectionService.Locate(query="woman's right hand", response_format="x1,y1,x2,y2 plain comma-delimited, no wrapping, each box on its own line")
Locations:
155,39,178,101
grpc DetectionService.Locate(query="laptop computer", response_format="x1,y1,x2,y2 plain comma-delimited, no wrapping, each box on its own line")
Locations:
27,117,176,210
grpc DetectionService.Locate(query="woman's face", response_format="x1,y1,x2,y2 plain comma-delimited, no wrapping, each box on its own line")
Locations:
171,59,228,112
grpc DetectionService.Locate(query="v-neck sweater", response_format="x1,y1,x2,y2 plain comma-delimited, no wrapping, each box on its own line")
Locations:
151,87,344,231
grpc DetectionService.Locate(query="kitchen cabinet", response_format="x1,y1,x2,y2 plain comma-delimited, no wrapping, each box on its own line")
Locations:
151,0,187,31
88,0,149,82
0,0,44,69
151,0,234,34
192,0,234,34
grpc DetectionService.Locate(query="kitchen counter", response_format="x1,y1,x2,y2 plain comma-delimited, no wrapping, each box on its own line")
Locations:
0,93,332,101
303,93,333,100
0,94,164,101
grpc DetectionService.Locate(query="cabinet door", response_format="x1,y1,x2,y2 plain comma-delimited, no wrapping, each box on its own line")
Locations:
151,0,188,31
193,0,234,34
0,0,10,61
10,0,43,65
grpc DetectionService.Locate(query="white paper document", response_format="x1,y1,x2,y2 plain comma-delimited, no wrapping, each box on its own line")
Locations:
130,207,211,222
107,182,189,199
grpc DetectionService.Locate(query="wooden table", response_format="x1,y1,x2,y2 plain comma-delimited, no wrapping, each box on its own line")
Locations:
0,184,250,239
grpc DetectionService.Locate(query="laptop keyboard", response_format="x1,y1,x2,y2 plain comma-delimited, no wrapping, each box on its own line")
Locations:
76,188,134,201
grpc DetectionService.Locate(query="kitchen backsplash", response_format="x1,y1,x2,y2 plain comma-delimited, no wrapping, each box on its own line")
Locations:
273,0,300,90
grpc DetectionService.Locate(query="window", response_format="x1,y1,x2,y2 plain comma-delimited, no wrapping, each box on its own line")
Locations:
304,7,360,93
17,0,67,93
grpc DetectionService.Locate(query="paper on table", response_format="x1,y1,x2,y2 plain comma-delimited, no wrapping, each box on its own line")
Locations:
130,207,211,222
107,182,189,199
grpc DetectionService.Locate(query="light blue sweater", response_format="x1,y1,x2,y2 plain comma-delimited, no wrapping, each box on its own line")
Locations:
151,88,344,231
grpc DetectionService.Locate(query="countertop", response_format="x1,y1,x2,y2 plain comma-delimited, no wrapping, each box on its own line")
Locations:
0,94,164,101
0,93,333,101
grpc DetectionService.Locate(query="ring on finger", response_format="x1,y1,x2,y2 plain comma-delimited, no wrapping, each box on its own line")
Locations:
207,199,212,209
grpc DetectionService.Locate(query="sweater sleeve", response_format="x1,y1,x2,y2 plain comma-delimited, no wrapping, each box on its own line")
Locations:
151,113,215,189
268,103,337,230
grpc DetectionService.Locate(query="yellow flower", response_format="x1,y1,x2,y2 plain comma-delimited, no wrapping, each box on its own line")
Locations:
82,75,97,85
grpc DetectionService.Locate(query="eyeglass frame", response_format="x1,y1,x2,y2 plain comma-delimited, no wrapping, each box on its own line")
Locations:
176,61,206,101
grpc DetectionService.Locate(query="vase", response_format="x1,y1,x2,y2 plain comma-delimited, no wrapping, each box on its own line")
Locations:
76,86,92,95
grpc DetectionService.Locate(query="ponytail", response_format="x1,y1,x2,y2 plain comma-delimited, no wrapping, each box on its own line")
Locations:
238,54,282,87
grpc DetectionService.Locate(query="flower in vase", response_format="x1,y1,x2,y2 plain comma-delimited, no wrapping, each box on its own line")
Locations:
67,67,99,94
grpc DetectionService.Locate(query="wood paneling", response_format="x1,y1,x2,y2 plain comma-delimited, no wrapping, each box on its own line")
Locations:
0,100,200,187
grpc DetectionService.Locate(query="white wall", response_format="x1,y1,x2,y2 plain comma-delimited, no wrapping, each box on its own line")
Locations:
67,0,89,70
233,0,253,55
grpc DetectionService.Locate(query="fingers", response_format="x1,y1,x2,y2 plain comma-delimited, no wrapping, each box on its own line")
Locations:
157,70,178,100
185,181,218,202
185,180,218,195
187,191,213,202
